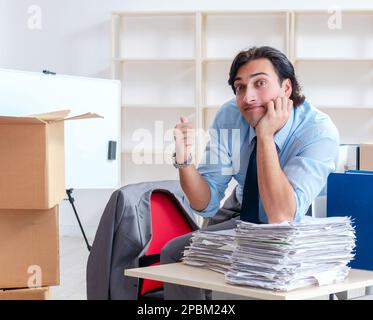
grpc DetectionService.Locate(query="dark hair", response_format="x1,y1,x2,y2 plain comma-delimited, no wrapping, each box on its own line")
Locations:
228,46,305,107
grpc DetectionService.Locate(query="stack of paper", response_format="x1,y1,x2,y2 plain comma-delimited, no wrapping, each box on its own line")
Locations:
225,216,356,291
182,229,236,274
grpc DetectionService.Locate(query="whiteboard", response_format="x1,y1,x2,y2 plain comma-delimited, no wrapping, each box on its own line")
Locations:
0,68,121,189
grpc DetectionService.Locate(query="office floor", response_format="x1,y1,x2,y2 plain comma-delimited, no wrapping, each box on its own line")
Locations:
51,236,93,300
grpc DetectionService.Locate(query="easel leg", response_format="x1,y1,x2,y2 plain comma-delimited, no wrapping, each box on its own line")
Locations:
65,189,92,252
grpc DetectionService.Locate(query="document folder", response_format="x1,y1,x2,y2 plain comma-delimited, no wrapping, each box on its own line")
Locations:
327,171,373,270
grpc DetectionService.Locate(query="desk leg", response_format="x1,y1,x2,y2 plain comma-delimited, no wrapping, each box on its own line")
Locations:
334,291,348,300
366,286,373,295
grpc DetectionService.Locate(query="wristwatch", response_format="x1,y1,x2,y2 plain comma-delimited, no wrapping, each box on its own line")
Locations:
172,152,193,169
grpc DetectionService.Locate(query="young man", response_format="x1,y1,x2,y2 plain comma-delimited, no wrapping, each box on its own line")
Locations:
162,46,339,299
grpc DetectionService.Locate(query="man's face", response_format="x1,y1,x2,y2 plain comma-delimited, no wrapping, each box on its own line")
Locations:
233,58,289,128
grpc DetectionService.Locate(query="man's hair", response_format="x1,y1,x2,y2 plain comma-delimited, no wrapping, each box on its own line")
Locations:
228,46,306,107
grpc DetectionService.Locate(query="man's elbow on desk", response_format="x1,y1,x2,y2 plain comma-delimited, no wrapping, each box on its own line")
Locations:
267,211,296,224
265,196,297,224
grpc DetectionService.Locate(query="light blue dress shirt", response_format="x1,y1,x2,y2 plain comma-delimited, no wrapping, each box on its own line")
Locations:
189,98,340,223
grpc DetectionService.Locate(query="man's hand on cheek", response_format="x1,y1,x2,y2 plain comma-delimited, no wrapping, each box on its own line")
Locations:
255,96,293,138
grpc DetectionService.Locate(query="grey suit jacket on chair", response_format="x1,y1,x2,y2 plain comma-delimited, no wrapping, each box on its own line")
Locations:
86,180,200,300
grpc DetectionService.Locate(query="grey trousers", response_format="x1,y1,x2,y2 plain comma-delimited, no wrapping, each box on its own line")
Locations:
160,186,241,300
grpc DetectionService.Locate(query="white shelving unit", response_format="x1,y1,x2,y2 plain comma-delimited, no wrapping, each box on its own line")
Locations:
292,10,373,144
112,12,198,185
112,9,373,186
112,10,290,186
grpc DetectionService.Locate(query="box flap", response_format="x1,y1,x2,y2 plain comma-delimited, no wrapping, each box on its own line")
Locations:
30,110,71,122
0,109,103,125
65,112,104,121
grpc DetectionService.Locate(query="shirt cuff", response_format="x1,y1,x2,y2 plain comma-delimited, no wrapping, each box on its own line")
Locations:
182,183,221,218
293,187,310,222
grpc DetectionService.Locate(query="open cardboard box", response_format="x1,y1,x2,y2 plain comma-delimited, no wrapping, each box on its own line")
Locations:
0,110,102,209
360,144,373,171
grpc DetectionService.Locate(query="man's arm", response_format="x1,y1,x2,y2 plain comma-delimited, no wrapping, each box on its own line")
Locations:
256,134,296,223
178,166,211,212
256,97,296,223
174,117,211,212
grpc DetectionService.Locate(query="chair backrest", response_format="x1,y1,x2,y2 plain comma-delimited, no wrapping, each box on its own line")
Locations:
139,191,195,297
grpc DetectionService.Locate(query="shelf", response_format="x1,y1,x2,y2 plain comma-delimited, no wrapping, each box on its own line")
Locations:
122,104,196,109
113,58,196,63
113,11,196,17
296,61,373,108
317,106,373,110
202,10,288,16
294,12,373,60
295,58,373,62
203,61,234,107
204,13,288,59
293,10,373,14
116,14,196,60
202,58,232,63
121,62,196,106
202,57,373,63
113,10,291,17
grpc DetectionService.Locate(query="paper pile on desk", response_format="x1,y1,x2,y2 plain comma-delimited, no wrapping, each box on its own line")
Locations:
182,229,236,274
225,216,356,291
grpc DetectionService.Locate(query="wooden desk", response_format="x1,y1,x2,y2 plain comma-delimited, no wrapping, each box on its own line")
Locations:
125,263,373,300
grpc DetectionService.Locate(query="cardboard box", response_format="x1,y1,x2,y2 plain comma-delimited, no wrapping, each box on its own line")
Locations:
0,287,50,300
0,206,59,289
337,144,360,172
360,144,373,171
0,110,101,209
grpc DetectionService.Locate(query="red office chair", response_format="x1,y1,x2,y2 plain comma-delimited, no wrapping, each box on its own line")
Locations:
137,191,196,300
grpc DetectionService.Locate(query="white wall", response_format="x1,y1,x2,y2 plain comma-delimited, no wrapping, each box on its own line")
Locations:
1,0,373,239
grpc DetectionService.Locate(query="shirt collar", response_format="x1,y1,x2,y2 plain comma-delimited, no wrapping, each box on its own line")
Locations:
248,107,294,152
